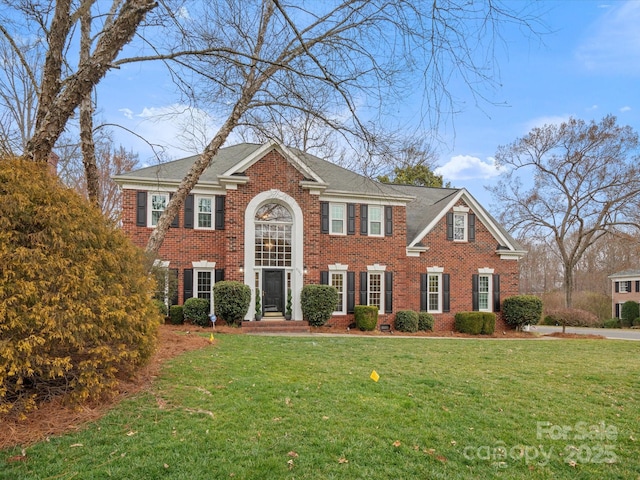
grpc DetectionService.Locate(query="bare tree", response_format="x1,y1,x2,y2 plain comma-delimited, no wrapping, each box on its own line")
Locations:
490,115,640,310
145,0,543,254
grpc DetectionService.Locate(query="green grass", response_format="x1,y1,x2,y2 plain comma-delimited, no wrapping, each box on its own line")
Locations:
2,335,639,479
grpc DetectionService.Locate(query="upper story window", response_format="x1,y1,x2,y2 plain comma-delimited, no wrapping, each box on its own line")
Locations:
453,213,467,241
330,203,346,235
368,205,383,237
255,203,293,267
150,193,169,227
196,196,213,229
447,206,475,243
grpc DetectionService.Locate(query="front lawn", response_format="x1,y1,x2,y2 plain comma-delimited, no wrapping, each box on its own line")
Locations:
2,335,638,479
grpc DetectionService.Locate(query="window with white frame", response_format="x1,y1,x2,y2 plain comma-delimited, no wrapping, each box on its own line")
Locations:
196,196,213,229
331,272,346,314
453,212,467,241
368,205,383,236
193,261,216,314
428,273,441,313
478,274,492,312
150,193,169,227
619,281,629,293
330,203,346,235
367,265,386,313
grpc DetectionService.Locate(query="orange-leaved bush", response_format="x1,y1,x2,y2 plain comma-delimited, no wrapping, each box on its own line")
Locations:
0,158,161,417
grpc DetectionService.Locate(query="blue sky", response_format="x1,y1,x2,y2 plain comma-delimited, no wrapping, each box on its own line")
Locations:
98,1,640,208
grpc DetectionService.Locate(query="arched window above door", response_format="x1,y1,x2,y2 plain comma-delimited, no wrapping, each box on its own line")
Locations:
255,202,292,267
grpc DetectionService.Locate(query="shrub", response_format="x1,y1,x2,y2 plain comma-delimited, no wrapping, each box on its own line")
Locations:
541,315,558,326
481,313,496,335
634,318,640,327
301,285,339,327
544,308,601,328
153,299,168,317
355,305,378,331
503,295,543,330
620,301,639,328
0,158,160,416
602,318,621,329
213,281,251,326
454,312,484,335
184,297,211,327
395,310,419,332
169,305,185,325
418,312,435,331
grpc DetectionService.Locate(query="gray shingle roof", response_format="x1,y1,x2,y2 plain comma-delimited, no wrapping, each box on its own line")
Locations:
114,142,521,251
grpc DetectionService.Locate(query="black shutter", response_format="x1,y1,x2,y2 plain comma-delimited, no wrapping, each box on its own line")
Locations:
420,273,427,311
215,196,225,230
472,274,479,311
169,268,179,306
360,204,368,235
320,271,329,285
215,268,225,282
184,194,194,229
493,274,501,312
468,213,476,242
360,272,367,305
136,191,147,226
446,212,454,240
170,194,179,228
347,203,356,235
615,303,620,318
615,281,619,293
636,281,640,293
628,281,633,292
183,269,193,302
347,272,355,313
385,271,393,313
443,274,450,313
385,206,393,236
321,202,329,233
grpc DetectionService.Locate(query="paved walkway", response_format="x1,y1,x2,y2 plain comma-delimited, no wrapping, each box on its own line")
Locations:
534,325,640,341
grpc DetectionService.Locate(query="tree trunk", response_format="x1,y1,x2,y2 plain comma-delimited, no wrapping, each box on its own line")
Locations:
563,263,574,334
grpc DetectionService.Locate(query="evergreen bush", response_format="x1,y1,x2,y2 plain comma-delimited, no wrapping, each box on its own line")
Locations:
213,281,251,326
503,295,543,330
481,312,496,334
354,305,378,331
153,299,168,317
0,158,160,416
620,301,639,328
169,305,185,325
184,297,211,327
602,318,621,329
394,310,419,332
418,312,435,331
300,285,338,327
454,312,484,334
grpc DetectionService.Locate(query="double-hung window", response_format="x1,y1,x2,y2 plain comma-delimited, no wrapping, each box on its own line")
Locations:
196,196,213,229
428,273,441,313
150,193,169,227
453,212,467,241
331,271,346,314
330,203,346,235
478,274,492,312
368,205,383,237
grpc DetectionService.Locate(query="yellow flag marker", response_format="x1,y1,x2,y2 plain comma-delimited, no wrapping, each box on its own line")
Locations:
209,333,214,343
370,370,380,382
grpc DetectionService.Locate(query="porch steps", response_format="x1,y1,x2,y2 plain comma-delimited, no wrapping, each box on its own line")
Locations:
242,320,310,334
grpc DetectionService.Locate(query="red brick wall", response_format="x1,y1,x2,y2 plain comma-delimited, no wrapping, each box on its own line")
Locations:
121,151,520,331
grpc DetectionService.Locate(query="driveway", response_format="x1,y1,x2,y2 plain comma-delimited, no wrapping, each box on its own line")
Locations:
534,325,640,341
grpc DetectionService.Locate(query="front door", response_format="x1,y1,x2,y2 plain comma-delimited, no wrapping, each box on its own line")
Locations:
263,269,284,315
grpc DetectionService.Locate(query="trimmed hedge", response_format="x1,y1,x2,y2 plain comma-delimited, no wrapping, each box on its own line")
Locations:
213,281,251,326
418,312,435,331
395,310,419,332
602,318,621,329
503,295,543,329
301,285,339,327
455,312,496,335
169,305,185,325
544,308,600,328
184,297,211,327
355,305,378,331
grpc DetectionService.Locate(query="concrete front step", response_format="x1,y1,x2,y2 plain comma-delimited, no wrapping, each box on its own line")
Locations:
242,320,310,334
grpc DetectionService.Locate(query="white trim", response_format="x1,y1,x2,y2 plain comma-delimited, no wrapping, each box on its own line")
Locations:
406,245,428,257
194,194,215,230
367,263,387,271
427,266,444,273
244,189,304,321
192,260,216,269
478,267,495,274
329,263,349,271
319,192,412,206
453,205,470,213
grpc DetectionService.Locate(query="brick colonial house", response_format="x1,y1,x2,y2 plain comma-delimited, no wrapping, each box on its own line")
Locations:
608,270,640,318
114,141,525,331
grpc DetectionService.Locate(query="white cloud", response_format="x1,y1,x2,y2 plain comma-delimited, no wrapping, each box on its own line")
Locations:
435,155,504,181
620,105,632,112
587,105,599,112
119,108,133,120
576,1,640,74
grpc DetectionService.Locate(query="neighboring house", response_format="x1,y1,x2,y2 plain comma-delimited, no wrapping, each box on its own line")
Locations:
608,270,640,318
114,141,526,331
